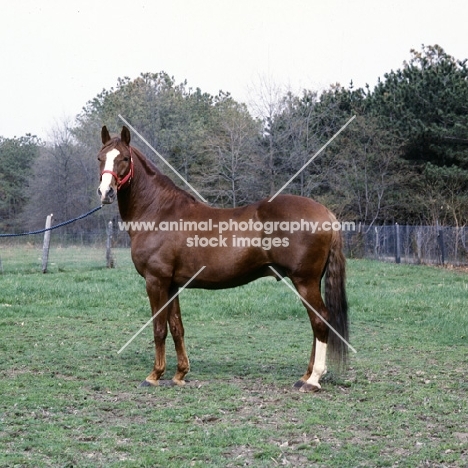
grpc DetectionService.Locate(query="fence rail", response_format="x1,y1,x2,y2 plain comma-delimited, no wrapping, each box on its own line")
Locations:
1,226,131,248
344,224,468,266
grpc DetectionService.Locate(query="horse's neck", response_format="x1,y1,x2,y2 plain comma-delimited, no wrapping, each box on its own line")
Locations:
117,149,194,222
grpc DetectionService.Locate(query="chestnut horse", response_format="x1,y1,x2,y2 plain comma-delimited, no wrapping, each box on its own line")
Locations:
97,126,349,392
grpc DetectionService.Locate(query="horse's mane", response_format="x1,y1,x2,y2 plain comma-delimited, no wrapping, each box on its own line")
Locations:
131,145,197,203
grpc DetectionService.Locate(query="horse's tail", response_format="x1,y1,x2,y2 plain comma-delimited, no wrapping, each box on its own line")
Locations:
324,227,349,369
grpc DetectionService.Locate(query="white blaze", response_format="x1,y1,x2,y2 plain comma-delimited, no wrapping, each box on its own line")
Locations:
99,149,120,197
306,339,327,389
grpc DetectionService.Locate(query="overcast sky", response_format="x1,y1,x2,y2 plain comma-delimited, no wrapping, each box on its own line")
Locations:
1,0,467,140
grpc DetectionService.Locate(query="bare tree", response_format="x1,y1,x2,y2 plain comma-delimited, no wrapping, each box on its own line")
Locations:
329,115,405,230
23,119,97,229
204,97,261,207
247,75,288,196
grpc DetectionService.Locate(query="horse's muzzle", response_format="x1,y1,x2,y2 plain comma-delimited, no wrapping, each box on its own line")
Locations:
97,186,116,204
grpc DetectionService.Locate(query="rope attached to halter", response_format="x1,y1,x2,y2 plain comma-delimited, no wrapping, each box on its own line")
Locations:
0,205,103,238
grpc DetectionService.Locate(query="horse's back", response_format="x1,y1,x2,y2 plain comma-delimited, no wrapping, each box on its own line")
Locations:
257,194,333,220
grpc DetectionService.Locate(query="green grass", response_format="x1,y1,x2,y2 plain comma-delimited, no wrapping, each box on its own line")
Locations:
0,246,467,467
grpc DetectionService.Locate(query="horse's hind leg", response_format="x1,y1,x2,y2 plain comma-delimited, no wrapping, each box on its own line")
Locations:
167,293,190,386
293,337,317,388
291,279,329,393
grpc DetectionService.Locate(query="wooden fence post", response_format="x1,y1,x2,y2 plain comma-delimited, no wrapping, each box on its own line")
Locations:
374,226,379,259
438,228,445,266
42,213,53,273
395,222,401,264
106,221,114,268
416,228,422,264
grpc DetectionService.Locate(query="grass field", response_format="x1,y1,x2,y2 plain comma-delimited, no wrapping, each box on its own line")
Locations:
0,246,467,467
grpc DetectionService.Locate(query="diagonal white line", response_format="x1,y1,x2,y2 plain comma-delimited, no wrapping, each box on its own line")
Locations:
269,115,356,202
118,114,208,203
268,266,356,353
117,266,206,354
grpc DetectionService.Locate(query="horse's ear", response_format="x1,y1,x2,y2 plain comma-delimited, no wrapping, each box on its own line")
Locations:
121,126,131,146
101,126,111,145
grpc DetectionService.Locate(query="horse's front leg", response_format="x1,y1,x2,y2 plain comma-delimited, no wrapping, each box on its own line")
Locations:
141,276,170,387
167,292,190,386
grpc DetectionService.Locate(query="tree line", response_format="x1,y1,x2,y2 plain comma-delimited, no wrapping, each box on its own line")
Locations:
1,44,467,235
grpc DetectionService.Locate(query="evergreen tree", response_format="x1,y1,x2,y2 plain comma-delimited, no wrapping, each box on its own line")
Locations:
0,135,41,231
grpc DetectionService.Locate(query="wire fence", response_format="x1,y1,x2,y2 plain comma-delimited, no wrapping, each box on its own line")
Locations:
343,224,468,266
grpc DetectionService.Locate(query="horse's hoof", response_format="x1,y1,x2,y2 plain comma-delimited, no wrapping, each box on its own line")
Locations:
299,383,321,393
139,379,159,387
172,379,186,387
293,380,306,389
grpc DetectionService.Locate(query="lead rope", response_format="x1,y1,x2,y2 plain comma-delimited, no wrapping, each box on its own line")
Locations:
0,205,103,238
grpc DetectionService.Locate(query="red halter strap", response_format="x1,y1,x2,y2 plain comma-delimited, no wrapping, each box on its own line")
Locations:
100,147,134,191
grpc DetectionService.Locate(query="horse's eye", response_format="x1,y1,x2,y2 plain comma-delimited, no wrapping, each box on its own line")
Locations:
123,157,129,162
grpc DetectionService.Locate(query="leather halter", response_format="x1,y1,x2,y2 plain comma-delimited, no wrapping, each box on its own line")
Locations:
100,147,134,191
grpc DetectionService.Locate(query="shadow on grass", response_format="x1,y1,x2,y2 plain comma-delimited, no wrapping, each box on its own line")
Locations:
120,347,350,390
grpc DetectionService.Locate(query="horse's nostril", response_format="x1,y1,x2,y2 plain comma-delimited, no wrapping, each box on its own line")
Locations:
97,188,102,196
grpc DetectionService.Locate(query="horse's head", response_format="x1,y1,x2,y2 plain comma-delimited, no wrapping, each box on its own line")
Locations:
97,126,134,204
